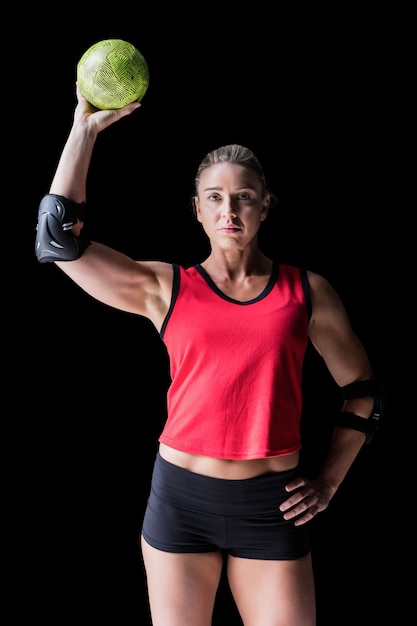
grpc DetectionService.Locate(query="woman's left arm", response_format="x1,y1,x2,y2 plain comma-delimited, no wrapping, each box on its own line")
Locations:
279,271,384,526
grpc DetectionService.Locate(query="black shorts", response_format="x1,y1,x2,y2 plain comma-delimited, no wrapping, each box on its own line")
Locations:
141,452,310,560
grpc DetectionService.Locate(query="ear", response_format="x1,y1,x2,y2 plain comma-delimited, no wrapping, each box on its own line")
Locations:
260,195,270,221
194,197,203,223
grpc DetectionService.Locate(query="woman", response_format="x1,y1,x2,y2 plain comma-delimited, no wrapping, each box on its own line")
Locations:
35,85,383,625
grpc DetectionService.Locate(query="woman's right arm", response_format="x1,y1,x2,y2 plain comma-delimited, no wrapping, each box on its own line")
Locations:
35,84,173,329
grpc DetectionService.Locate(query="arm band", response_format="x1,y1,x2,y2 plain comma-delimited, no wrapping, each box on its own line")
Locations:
335,379,385,445
35,194,91,263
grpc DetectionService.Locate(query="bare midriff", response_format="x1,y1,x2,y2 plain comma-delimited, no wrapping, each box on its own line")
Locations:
159,443,300,480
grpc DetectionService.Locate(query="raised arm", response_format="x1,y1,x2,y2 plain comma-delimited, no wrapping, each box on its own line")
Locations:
35,85,173,330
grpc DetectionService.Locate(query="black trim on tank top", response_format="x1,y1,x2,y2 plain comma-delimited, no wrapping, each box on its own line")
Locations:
160,263,311,338
300,267,312,320
195,261,279,305
160,264,180,339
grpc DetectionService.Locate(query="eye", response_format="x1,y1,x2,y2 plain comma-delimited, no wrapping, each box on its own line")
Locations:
207,193,221,201
236,192,251,201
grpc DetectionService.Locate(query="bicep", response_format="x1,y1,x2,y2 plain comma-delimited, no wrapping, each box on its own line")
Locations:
307,271,373,387
56,242,172,323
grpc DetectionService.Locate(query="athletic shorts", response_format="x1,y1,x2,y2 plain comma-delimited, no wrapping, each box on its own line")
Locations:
141,452,311,560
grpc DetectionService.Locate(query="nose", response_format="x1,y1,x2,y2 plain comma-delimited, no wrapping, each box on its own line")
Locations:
221,199,236,218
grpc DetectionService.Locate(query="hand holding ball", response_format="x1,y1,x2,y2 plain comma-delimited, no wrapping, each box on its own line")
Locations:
77,39,149,110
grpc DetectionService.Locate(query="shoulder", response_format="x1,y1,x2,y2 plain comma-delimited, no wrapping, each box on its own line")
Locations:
306,270,340,301
306,270,350,328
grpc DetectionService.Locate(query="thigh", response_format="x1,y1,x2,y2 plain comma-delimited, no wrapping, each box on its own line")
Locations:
227,552,316,626
141,535,224,626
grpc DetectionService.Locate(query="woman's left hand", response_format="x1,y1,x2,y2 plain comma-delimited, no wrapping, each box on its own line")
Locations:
279,476,334,526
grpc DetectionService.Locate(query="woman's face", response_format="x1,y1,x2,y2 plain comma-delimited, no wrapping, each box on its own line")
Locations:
195,162,269,250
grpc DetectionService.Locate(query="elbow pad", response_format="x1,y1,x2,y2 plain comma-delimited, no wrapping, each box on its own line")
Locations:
336,379,385,445
35,194,91,263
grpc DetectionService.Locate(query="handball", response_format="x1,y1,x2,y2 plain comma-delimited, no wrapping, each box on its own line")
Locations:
77,39,149,110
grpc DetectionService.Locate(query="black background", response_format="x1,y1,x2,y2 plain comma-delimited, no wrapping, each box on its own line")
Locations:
19,7,400,625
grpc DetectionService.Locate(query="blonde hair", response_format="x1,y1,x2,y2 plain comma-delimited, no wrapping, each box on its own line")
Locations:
192,144,277,218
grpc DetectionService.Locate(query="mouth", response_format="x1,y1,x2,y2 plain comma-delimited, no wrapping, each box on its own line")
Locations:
219,226,241,233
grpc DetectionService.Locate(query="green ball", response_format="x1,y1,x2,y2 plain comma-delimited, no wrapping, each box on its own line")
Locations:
77,39,149,110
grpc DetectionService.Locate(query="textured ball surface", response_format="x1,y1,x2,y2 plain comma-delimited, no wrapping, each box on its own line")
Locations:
77,39,149,110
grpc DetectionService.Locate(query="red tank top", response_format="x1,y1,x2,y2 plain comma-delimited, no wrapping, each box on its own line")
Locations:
159,262,310,460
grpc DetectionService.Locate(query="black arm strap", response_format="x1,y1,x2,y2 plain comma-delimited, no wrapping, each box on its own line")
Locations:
335,379,385,445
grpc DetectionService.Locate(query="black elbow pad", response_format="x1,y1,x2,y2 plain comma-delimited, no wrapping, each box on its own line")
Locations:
336,379,385,445
35,194,91,263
